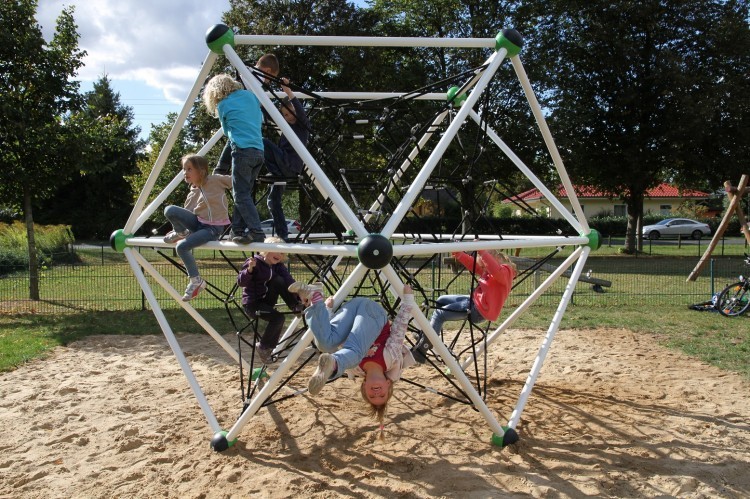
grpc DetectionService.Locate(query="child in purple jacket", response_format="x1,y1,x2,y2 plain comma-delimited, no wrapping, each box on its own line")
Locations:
237,237,304,363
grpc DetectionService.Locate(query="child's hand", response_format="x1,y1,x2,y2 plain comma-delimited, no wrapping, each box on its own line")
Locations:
403,284,413,294
325,297,334,308
246,258,256,272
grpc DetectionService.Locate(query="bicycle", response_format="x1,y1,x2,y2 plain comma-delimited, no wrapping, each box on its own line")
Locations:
716,254,750,317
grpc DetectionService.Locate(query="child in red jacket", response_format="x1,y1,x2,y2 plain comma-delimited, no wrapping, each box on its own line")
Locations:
413,250,516,363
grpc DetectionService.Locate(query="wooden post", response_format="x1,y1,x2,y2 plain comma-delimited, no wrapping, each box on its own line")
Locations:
687,174,749,281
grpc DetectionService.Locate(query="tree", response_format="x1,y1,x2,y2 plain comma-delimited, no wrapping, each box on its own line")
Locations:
524,0,750,253
36,75,146,239
0,1,86,299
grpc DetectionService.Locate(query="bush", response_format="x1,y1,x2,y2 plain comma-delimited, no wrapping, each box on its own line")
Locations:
0,222,75,269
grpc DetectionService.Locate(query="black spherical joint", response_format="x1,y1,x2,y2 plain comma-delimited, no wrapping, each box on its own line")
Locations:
210,431,230,452
501,29,523,49
357,234,393,269
205,23,230,44
501,427,519,447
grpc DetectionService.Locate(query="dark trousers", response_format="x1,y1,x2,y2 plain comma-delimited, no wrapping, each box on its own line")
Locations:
245,274,300,348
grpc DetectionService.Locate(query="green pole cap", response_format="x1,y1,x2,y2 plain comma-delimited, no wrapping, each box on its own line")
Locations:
109,229,133,252
495,29,523,57
584,228,602,251
206,23,235,54
447,86,468,108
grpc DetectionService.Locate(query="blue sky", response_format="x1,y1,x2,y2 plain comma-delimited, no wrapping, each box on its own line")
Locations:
37,0,231,140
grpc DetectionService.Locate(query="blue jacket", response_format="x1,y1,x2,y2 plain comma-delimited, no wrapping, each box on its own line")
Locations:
217,90,263,151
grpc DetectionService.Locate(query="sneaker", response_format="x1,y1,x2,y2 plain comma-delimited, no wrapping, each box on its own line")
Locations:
411,333,432,364
231,230,252,244
182,277,206,301
288,282,324,303
164,230,188,244
250,231,266,243
255,342,273,364
308,353,337,396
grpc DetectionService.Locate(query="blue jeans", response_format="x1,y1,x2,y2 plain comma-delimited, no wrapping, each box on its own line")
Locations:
214,142,232,174
429,294,486,334
263,138,296,239
164,205,226,278
305,297,387,377
231,146,264,235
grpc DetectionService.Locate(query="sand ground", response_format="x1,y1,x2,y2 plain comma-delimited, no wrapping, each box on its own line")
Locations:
1,327,748,498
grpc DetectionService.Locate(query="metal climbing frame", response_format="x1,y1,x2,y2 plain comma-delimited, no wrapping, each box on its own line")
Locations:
113,26,599,451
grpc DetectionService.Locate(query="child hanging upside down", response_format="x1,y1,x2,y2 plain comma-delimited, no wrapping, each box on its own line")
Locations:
289,282,416,429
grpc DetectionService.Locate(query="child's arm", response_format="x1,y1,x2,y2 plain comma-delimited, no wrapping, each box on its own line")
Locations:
236,257,257,287
283,78,311,130
453,251,484,274
183,185,200,213
387,285,416,347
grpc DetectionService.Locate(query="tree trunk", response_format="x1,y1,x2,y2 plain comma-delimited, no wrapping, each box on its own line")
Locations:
624,192,644,254
23,187,40,300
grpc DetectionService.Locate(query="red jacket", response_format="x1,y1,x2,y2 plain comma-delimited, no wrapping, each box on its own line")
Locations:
453,250,515,322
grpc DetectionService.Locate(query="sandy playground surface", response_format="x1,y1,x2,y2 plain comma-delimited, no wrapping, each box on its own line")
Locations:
1,326,749,498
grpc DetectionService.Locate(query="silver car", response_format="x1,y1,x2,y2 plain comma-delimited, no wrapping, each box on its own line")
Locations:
641,218,711,240
260,218,301,236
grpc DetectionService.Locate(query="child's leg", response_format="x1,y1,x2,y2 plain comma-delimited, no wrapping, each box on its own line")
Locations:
176,224,222,278
259,310,285,348
164,205,195,235
231,147,264,236
266,183,288,240
430,294,473,334
329,298,387,376
214,142,232,175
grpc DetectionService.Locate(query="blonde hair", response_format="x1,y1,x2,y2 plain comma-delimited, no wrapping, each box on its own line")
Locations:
360,381,393,440
181,154,209,184
202,74,241,117
496,251,517,276
260,236,287,261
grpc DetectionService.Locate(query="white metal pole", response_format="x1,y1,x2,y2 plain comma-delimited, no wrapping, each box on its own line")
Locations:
131,250,250,372
510,56,590,233
469,110,584,234
382,48,507,237
379,265,509,437
460,247,585,370
123,248,221,432
124,51,218,235
235,34,496,48
507,245,591,429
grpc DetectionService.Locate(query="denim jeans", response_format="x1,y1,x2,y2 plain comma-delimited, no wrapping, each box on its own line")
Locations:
305,297,387,377
231,146,264,235
429,294,486,334
263,138,296,239
213,142,233,175
164,205,226,278
245,274,301,348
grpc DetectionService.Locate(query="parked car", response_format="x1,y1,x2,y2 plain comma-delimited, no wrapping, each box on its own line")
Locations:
641,218,711,240
260,218,301,236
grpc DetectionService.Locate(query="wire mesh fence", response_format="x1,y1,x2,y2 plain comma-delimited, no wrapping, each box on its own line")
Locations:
1,243,747,315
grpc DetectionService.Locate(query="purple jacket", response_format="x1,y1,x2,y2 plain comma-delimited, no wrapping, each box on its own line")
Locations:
237,254,295,307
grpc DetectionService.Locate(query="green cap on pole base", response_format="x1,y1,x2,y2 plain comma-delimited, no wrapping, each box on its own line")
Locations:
495,29,523,57
210,430,238,452
584,228,602,251
491,427,519,448
251,367,269,381
109,229,133,252
206,24,235,54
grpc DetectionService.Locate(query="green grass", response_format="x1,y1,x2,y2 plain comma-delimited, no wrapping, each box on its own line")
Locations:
1,302,747,378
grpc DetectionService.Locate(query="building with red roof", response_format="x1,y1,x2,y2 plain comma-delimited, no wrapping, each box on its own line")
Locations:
504,183,711,218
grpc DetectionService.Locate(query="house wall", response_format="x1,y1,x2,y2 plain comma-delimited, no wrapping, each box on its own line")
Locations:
514,198,694,218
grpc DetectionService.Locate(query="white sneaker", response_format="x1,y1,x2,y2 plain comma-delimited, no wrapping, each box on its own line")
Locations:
164,230,188,244
308,353,336,396
288,282,324,303
182,277,206,301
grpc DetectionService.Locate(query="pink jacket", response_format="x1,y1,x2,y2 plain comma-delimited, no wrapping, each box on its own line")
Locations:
453,250,515,322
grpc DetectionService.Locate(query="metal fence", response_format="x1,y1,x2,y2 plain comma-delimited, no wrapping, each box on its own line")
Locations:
2,242,747,315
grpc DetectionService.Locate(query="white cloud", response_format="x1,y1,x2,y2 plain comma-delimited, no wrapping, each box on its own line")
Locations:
37,0,230,104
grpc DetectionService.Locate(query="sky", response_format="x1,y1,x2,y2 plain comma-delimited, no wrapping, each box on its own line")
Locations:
37,0,232,140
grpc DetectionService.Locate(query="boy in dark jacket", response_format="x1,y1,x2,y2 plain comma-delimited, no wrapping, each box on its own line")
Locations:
237,236,303,363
